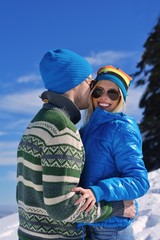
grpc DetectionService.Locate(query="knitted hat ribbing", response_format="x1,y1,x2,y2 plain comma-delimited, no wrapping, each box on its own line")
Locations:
95,65,132,101
39,48,93,93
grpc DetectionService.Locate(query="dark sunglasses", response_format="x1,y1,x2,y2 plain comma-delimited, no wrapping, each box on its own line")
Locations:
92,87,120,101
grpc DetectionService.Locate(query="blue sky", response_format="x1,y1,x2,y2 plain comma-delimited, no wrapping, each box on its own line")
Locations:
0,0,160,208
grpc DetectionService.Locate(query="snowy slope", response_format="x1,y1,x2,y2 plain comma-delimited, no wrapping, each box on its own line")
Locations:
0,213,18,239
132,169,160,240
0,169,160,240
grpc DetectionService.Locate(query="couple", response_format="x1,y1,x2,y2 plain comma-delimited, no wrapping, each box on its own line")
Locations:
16,48,150,240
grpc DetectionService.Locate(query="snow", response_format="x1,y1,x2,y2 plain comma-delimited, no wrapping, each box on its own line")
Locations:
0,169,160,240
132,169,160,240
0,213,18,239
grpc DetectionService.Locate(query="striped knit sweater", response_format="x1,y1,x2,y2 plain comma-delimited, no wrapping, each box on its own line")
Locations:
16,92,112,240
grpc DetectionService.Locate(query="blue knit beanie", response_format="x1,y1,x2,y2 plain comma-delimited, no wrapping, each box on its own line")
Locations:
39,48,93,93
96,65,132,101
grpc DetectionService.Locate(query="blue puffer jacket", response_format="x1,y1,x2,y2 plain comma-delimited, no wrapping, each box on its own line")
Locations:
79,107,150,229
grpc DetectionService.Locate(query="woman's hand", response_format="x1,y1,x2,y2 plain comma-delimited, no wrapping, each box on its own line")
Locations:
123,200,136,218
71,187,96,212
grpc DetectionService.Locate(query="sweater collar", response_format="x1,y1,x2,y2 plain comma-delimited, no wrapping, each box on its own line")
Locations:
40,91,81,124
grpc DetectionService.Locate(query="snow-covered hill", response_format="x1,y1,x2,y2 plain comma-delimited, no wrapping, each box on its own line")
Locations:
0,213,18,239
132,169,160,240
0,169,160,240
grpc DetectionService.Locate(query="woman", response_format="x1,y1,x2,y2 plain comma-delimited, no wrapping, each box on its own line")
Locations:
72,65,150,240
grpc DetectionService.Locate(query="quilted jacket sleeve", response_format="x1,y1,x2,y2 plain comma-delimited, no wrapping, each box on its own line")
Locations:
90,120,150,202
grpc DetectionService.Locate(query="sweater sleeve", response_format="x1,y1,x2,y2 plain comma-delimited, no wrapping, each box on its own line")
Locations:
110,201,124,217
41,127,112,222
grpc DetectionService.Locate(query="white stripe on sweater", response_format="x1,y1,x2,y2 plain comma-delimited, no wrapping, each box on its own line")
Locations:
43,175,79,183
24,127,83,149
17,176,43,191
18,157,42,171
18,175,77,205
28,121,80,139
28,121,59,135
18,200,48,215
44,192,75,205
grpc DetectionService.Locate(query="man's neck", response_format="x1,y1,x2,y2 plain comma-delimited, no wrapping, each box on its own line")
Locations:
40,91,81,124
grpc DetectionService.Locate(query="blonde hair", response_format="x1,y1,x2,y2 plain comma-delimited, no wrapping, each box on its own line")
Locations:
86,85,126,123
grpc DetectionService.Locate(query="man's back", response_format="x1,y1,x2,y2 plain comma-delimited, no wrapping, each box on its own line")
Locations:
17,106,85,239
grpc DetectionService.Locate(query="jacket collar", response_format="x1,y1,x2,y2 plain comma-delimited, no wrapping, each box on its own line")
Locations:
82,107,134,143
40,91,81,124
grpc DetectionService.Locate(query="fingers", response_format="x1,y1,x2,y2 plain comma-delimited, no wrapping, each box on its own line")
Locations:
74,192,93,205
123,200,134,207
79,197,96,212
71,187,96,212
125,210,136,218
123,199,136,218
85,200,96,213
74,194,86,206
71,187,85,193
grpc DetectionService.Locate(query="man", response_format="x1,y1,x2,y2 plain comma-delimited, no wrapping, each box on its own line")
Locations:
16,48,135,240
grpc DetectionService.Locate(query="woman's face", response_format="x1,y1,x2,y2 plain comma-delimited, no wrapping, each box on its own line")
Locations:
92,80,121,112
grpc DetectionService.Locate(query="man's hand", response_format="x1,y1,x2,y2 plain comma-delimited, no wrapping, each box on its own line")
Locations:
123,200,136,218
71,187,96,212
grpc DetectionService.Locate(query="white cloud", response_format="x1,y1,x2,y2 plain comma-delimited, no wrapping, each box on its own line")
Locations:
85,50,136,67
7,171,17,181
0,141,19,165
17,74,41,83
4,119,31,131
0,131,7,136
0,171,17,181
0,141,19,149
0,156,16,165
0,89,44,114
126,86,144,123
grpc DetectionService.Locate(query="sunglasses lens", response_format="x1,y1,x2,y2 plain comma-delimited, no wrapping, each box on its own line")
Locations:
108,89,119,101
92,88,103,98
92,88,119,101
